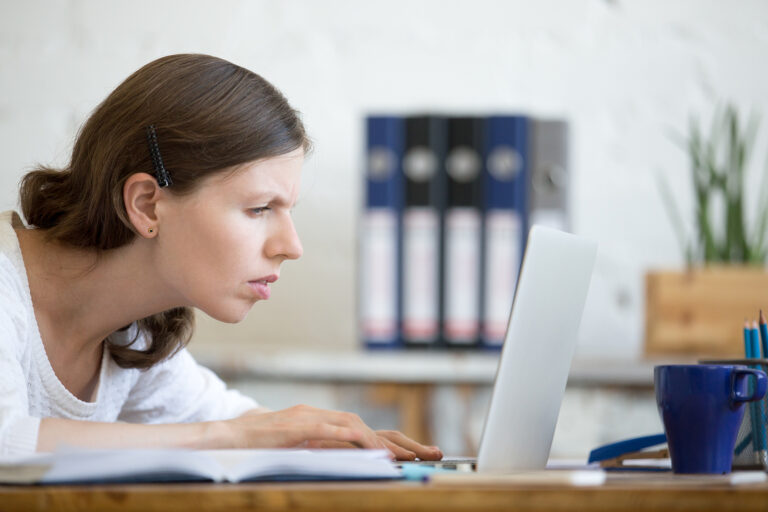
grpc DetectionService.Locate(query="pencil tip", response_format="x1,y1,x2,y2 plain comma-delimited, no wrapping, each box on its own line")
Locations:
761,310,766,324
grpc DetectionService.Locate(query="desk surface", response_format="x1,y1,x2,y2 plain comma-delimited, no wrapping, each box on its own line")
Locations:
2,475,767,512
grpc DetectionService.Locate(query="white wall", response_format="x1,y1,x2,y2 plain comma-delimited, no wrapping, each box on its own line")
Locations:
2,0,767,359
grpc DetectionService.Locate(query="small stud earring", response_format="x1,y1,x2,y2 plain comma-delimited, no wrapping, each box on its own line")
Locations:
148,228,154,234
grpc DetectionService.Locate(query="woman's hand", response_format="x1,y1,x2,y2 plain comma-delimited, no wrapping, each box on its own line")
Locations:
375,430,443,461
36,407,444,460
304,430,443,461
216,405,389,452
214,405,442,461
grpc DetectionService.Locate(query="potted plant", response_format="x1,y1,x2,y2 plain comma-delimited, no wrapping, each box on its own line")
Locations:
646,104,768,357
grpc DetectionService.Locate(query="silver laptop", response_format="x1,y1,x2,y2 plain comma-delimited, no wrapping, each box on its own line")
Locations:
411,225,597,472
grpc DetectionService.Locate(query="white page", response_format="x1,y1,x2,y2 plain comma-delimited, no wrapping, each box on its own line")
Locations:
0,453,54,484
40,448,224,484
0,448,400,484
202,449,400,482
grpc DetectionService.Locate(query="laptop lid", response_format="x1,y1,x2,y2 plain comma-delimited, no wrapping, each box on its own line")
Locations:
476,226,597,473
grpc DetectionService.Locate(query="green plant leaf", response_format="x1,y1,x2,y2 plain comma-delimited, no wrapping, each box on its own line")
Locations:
674,103,765,264
752,152,768,261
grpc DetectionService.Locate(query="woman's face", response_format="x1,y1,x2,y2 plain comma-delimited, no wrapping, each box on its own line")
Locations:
155,149,304,322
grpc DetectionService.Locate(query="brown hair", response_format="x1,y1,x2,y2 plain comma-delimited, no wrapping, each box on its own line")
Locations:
18,54,311,369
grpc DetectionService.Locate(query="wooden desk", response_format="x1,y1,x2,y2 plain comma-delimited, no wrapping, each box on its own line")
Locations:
2,475,767,512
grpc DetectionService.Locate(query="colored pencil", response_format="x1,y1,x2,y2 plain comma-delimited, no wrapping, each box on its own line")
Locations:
749,321,766,454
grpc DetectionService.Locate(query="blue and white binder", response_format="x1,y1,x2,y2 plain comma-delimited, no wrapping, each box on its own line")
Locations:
443,116,485,347
481,115,529,348
361,116,404,349
401,115,446,347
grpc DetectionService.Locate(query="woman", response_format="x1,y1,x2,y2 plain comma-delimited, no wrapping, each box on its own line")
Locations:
0,54,442,461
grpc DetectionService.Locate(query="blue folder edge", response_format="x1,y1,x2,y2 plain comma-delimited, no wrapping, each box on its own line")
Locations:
588,433,668,472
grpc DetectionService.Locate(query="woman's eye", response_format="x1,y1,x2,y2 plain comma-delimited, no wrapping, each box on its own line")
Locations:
249,207,270,215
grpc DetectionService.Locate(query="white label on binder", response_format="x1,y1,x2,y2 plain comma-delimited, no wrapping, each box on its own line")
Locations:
361,209,398,342
443,207,481,344
483,210,522,345
402,207,439,343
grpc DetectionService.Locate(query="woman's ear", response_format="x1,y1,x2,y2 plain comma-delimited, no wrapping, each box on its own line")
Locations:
124,173,162,238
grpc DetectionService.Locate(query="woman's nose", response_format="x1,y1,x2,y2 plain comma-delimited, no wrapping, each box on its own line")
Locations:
266,214,303,261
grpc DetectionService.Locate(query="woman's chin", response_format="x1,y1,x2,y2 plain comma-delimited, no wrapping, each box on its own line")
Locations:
200,302,252,324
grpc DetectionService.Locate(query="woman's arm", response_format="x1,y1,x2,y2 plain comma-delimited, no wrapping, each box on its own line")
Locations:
37,418,216,452
38,405,375,451
37,404,442,460
34,338,441,458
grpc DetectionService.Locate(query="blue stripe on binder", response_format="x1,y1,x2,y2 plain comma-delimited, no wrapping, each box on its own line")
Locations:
362,116,404,349
481,115,529,349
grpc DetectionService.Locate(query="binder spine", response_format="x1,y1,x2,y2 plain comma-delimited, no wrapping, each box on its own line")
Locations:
443,117,484,347
361,116,404,349
481,115,529,348
402,116,446,347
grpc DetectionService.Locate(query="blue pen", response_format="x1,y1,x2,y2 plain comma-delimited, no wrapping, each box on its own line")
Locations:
749,321,767,461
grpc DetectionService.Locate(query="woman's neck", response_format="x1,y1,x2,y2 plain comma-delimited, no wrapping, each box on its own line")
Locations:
15,227,187,358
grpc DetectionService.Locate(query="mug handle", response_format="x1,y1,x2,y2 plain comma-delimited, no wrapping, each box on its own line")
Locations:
732,369,768,402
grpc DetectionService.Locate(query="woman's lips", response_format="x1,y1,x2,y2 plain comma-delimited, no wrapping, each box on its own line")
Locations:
248,274,278,300
248,280,271,300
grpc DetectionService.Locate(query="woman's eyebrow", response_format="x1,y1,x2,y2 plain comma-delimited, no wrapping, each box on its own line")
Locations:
244,190,292,207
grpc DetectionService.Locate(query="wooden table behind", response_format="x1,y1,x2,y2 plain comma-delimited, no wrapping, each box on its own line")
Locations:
2,477,767,512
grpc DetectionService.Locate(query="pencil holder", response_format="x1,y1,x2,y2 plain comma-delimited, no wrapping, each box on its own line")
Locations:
700,359,768,470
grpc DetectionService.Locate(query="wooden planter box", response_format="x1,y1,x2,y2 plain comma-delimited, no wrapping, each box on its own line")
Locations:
645,266,768,357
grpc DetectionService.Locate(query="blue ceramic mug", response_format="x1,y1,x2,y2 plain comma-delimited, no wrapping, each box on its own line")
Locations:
655,364,767,474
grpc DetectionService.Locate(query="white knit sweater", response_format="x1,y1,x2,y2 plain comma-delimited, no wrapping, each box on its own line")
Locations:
0,211,258,455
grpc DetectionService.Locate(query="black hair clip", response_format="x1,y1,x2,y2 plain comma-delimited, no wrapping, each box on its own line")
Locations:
145,125,172,187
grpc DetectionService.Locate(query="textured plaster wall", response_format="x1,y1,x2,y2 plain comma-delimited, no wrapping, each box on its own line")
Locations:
2,0,767,358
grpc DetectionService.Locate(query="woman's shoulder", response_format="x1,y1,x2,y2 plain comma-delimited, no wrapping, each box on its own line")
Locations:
0,210,25,252
0,213,34,359
0,211,34,312
0,210,29,279
0,254,26,307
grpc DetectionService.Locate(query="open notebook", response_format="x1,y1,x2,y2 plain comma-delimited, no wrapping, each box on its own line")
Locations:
0,448,399,484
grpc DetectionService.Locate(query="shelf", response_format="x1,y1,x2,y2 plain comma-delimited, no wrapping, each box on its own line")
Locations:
193,349,677,388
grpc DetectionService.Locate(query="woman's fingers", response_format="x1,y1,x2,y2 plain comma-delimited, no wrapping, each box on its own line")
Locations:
233,405,433,460
376,430,443,461
287,407,386,451
324,410,388,452
262,407,349,446
296,423,366,445
303,438,396,460
380,437,416,461
302,440,356,449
